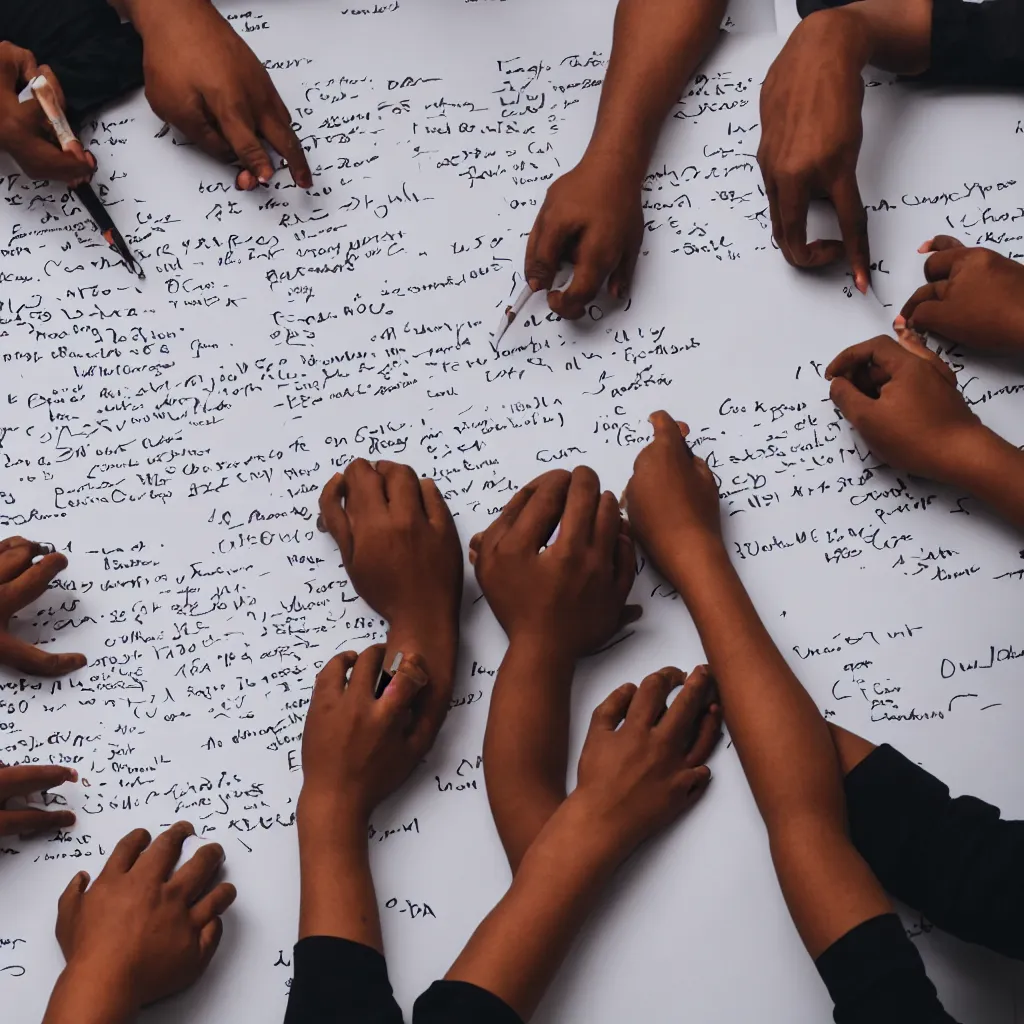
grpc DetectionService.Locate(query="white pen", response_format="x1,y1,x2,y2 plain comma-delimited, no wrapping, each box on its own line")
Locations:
493,283,533,345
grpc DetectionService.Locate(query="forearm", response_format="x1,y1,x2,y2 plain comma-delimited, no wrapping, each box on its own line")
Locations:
483,639,575,873
297,792,383,949
669,543,891,955
44,963,137,1024
583,0,726,183
445,800,616,1020
949,427,1024,531
119,0,206,32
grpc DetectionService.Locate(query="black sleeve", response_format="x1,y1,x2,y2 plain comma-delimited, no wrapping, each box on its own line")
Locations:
844,744,1024,961
413,981,523,1024
0,0,143,120
797,0,1024,87
284,936,404,1024
815,914,960,1024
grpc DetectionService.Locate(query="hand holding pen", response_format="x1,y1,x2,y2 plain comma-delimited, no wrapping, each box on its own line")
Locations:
0,43,94,185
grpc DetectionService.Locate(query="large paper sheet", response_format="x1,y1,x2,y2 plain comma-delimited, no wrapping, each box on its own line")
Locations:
1,3,1023,1021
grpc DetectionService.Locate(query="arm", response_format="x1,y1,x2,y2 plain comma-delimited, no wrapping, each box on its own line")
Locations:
826,334,1024,532
442,668,720,1020
831,725,1024,961
472,466,636,872
524,0,725,318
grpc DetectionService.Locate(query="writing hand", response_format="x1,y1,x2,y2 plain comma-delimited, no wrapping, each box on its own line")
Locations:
470,466,638,660
0,763,77,836
525,160,643,319
128,0,312,190
0,44,95,185
571,665,721,858
898,236,1024,356
623,411,723,588
0,538,87,675
826,334,984,483
300,646,432,819
45,822,235,1024
757,13,869,291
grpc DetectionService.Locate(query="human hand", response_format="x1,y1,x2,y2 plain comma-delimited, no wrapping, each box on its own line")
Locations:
898,236,1024,356
0,538,87,675
300,646,433,819
0,44,95,185
318,460,463,640
525,159,643,319
623,411,723,587
50,823,235,1016
128,0,311,190
0,763,77,835
571,665,720,858
826,334,985,483
470,467,637,661
758,11,870,291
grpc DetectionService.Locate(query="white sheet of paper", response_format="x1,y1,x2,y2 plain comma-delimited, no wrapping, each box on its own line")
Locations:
0,4,1023,1021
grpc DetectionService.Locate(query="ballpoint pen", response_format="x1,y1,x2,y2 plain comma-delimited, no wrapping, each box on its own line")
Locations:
21,75,144,279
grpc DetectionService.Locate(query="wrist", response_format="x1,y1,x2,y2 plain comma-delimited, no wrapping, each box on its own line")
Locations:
797,8,874,70
297,787,370,840
576,143,648,190
123,0,209,36
523,794,626,878
659,534,733,598
946,425,1023,496
47,958,139,1024
503,633,578,676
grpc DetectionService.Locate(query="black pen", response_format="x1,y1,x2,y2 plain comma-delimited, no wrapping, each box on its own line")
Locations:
26,75,143,279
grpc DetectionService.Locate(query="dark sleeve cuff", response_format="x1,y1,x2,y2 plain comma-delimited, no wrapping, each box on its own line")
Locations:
815,914,957,1024
414,981,524,1024
927,0,1024,86
284,937,404,1024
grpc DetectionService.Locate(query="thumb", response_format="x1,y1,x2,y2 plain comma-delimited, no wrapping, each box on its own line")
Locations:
0,43,38,91
56,870,88,930
378,654,429,717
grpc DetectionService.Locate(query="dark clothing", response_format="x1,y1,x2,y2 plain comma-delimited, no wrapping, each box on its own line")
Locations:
283,936,523,1024
845,743,1024,961
0,0,143,120
798,0,1024,86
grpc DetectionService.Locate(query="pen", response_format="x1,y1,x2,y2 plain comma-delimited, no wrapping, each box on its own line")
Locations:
374,651,403,699
493,283,533,346
23,75,143,279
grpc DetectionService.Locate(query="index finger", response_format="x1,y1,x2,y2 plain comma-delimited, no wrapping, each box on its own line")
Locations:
659,665,715,748
134,821,194,881
318,473,353,560
548,239,615,320
0,552,70,614
215,108,274,185
259,104,312,188
831,174,870,293
0,763,77,801
824,336,904,382
648,410,690,453
554,465,600,550
504,470,571,552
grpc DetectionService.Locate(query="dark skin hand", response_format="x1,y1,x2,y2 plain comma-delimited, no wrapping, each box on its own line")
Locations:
44,822,236,1024
0,44,95,185
0,763,77,835
897,236,1024,356
121,0,312,191
0,538,87,675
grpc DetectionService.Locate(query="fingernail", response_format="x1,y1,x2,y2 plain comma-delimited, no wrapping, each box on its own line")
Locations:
66,768,78,782
316,514,325,532
300,174,313,188
856,275,868,294
918,239,933,254
258,174,271,185
893,314,906,330
528,278,542,292
398,657,429,689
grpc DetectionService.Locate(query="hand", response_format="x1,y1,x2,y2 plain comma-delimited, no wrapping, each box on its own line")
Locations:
318,460,463,638
470,467,637,660
0,763,77,835
572,665,721,857
0,538,87,675
128,0,312,190
898,236,1024,356
826,334,985,483
50,823,235,1017
0,44,95,185
623,411,723,584
525,159,643,319
300,646,433,817
758,11,870,291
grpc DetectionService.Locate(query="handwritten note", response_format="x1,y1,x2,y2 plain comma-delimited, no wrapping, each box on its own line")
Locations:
1,3,1023,1020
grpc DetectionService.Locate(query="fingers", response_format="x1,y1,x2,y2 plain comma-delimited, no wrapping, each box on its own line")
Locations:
135,821,194,881
259,103,312,188
13,133,94,185
477,478,540,552
347,644,387,699
828,375,875,423
589,682,637,732
0,763,77,801
56,870,88,926
556,466,600,550
648,410,690,454
593,489,623,557
419,477,451,530
0,807,76,836
675,765,713,809
342,459,386,519
824,336,903,383
197,916,224,971
164,104,235,164
924,247,969,282
899,281,947,324
920,235,964,254
0,43,38,89
216,107,275,185
317,474,352,560
505,470,571,552
683,705,724,768
0,552,70,613
376,461,424,512
548,239,614,320
525,210,572,292
102,828,152,875
627,667,684,729
0,634,87,676
314,651,359,696
171,842,225,904
607,228,641,301
659,665,715,746
377,653,429,716
192,881,237,929
614,528,638,604
831,174,870,293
